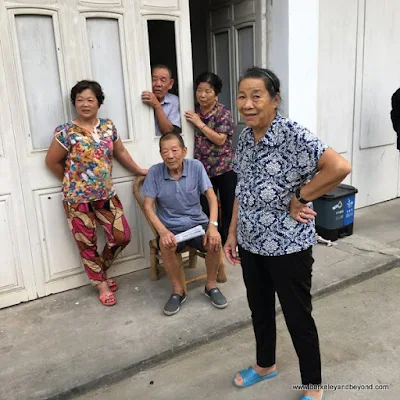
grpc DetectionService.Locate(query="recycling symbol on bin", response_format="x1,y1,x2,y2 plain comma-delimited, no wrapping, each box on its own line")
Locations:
347,198,354,208
332,201,343,211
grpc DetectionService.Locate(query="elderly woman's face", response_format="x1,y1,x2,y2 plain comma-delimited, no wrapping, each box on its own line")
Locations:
75,89,100,120
237,78,279,131
196,82,217,110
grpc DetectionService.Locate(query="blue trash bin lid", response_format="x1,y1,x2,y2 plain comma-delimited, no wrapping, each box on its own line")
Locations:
320,184,358,199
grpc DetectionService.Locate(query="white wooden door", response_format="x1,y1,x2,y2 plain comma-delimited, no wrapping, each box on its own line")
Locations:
209,0,268,120
352,0,400,207
0,0,196,303
139,0,196,160
317,0,357,183
318,0,400,207
0,33,37,308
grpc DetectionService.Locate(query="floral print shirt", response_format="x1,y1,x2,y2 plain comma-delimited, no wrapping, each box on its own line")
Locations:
194,102,234,178
233,113,328,256
54,118,119,204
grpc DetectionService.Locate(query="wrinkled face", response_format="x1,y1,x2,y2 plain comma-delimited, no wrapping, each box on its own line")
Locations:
152,68,174,101
196,82,217,109
237,78,280,131
74,89,100,120
160,138,187,170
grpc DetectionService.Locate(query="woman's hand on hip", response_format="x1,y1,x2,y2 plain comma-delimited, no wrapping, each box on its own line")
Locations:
224,233,241,266
184,111,202,128
290,195,317,223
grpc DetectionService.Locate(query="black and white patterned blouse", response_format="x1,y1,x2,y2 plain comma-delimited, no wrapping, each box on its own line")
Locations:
233,113,328,256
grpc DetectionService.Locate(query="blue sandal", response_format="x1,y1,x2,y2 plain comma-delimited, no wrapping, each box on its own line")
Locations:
300,394,325,400
232,366,278,388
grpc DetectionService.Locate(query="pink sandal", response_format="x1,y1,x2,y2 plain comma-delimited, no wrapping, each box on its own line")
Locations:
106,279,118,292
99,292,117,306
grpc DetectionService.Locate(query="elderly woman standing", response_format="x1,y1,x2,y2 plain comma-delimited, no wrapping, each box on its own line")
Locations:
185,72,236,244
45,80,147,306
224,67,352,400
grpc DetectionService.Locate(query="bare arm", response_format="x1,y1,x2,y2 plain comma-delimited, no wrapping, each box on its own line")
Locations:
141,91,174,135
113,139,147,176
300,148,352,201
144,196,177,248
143,196,169,236
290,148,352,222
228,197,239,236
204,187,219,223
224,197,240,265
203,187,221,249
45,138,68,181
155,106,175,135
184,111,227,146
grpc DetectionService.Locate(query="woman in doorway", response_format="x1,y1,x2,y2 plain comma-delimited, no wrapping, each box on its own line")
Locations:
185,72,236,245
224,67,352,400
45,80,147,306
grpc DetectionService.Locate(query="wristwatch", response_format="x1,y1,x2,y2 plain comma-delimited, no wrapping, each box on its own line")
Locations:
209,220,218,227
295,187,309,204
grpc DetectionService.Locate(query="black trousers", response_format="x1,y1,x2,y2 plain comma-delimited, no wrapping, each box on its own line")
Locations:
239,245,322,385
200,169,237,245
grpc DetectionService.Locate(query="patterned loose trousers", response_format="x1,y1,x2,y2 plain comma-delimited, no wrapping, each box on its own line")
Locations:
63,194,131,285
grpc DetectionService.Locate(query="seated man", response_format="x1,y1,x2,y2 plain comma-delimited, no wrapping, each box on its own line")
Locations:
141,64,181,136
143,132,227,316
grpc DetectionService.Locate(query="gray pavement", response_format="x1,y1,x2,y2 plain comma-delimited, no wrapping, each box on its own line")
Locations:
77,268,400,400
1,199,400,400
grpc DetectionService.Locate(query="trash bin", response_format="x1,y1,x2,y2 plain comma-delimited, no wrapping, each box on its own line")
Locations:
313,184,358,241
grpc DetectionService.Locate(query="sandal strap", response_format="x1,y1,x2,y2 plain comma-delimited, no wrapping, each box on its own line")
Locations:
239,367,262,385
100,292,115,302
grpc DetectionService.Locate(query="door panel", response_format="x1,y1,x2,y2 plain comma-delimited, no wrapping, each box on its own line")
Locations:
0,35,36,308
85,16,130,140
352,0,400,206
213,30,232,110
14,14,66,150
210,0,260,120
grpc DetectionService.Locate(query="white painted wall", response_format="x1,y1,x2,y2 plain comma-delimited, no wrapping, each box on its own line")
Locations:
287,0,319,133
269,0,319,129
269,0,289,116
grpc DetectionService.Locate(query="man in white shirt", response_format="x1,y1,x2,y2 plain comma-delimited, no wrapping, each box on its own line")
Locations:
141,64,181,136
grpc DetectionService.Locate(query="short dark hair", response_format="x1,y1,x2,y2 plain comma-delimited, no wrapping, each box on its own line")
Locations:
70,80,105,106
159,132,186,150
195,72,223,95
238,67,280,99
151,64,173,79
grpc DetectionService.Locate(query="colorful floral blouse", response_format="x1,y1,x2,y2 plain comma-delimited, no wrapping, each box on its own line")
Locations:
54,118,119,204
194,102,234,178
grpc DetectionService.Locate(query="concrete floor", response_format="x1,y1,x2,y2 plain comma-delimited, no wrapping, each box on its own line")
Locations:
1,199,400,400
78,268,400,400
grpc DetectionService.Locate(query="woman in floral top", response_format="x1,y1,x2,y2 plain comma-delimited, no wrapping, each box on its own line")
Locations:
185,72,236,244
45,80,147,306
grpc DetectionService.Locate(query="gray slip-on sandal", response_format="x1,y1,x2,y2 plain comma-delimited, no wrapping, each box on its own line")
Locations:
204,287,228,309
163,293,187,316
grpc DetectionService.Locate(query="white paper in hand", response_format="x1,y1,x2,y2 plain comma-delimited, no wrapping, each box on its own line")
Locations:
175,225,205,243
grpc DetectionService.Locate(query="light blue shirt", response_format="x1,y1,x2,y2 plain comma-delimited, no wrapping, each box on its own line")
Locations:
142,159,212,233
233,113,328,256
155,92,181,136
